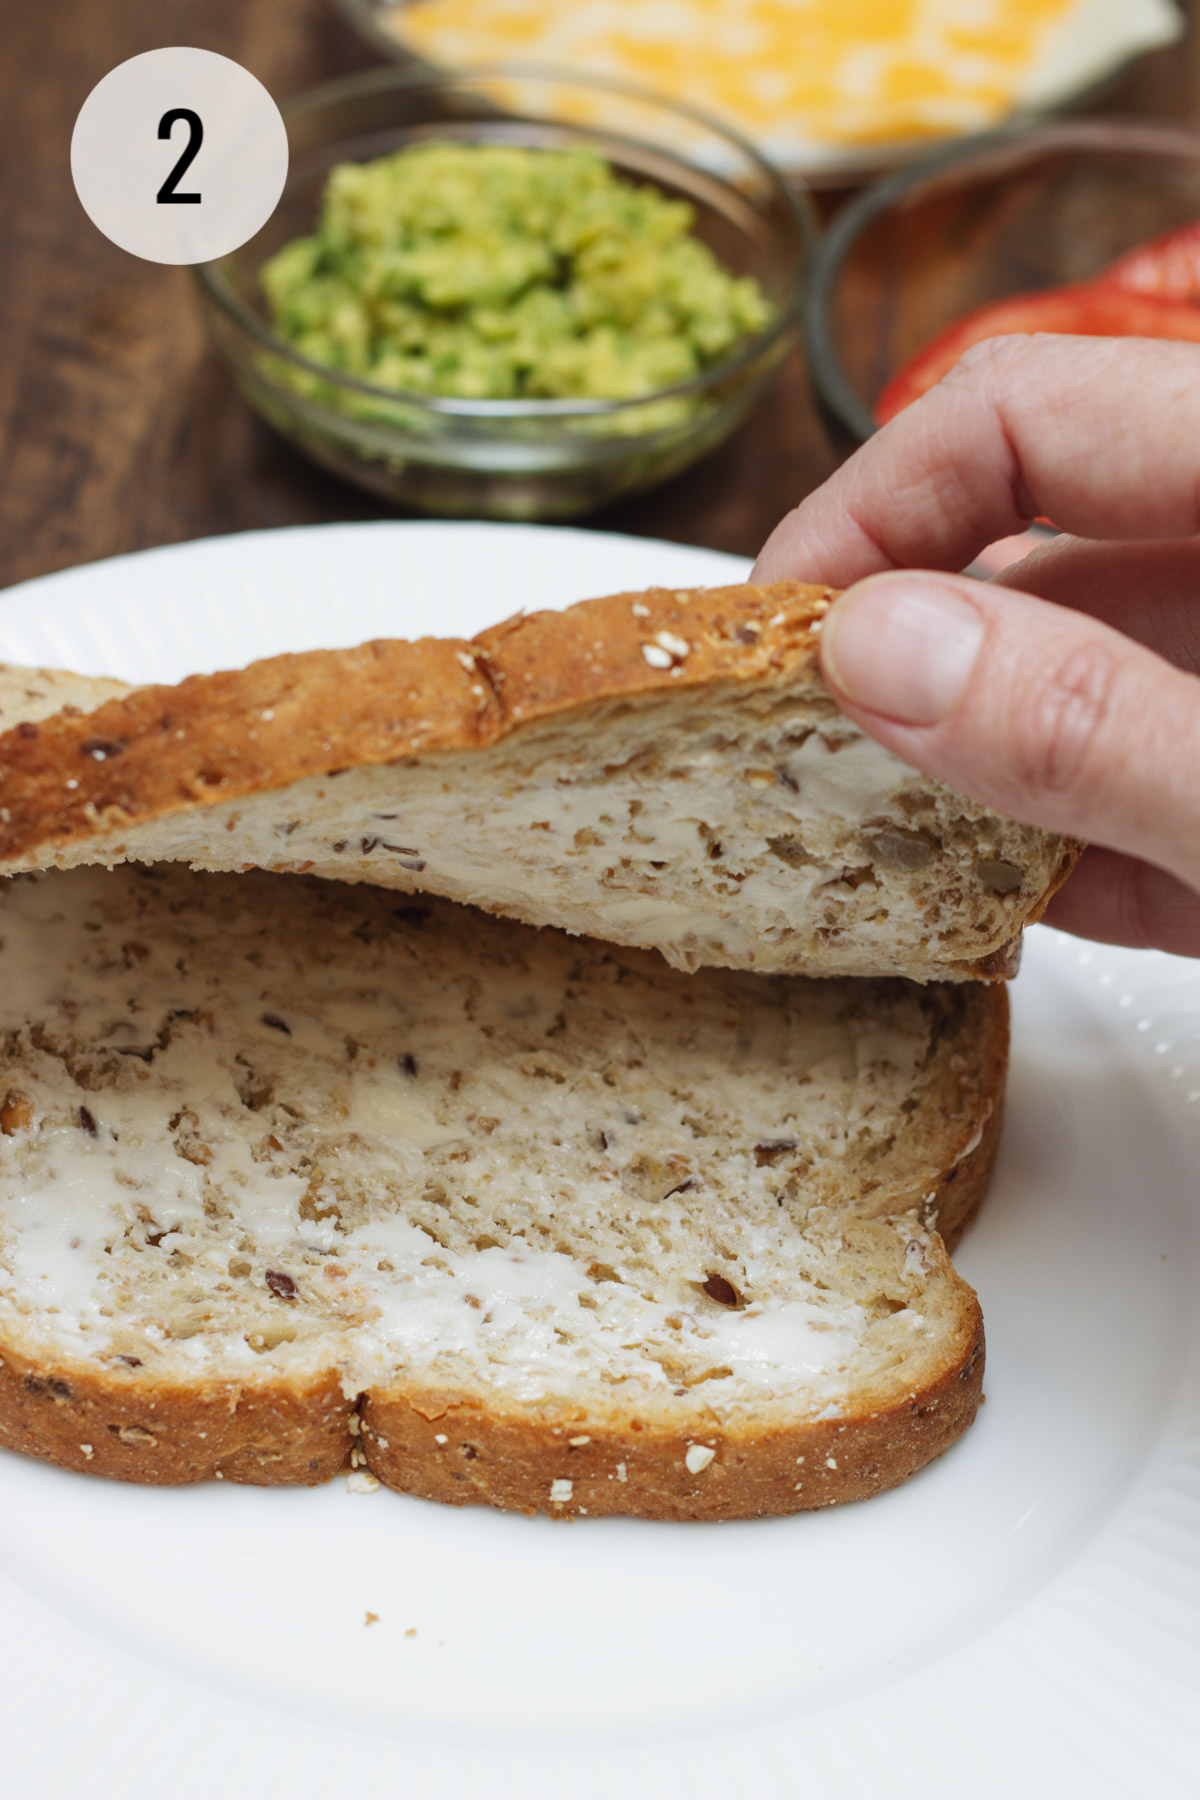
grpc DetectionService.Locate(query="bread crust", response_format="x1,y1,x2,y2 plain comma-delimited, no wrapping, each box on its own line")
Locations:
358,1303,983,1520
0,1351,351,1486
471,579,831,724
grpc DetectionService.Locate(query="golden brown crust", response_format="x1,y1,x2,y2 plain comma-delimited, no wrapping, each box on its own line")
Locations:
0,636,500,862
0,582,826,864
0,1303,983,1517
473,579,832,725
358,1307,984,1520
0,1281,983,1517
0,1349,351,1486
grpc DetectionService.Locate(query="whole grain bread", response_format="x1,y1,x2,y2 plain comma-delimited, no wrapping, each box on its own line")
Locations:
0,863,1002,1519
0,581,1080,982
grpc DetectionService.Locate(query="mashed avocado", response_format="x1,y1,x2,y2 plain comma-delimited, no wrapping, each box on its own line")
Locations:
261,142,771,402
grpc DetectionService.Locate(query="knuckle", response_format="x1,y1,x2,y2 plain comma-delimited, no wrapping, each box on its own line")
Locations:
1013,640,1122,800
947,334,1032,392
951,337,1010,381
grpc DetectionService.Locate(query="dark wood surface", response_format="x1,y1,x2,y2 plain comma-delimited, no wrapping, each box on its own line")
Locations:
2,0,1198,595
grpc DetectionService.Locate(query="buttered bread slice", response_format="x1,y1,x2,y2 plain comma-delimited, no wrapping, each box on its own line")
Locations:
0,864,1002,1518
0,581,1078,982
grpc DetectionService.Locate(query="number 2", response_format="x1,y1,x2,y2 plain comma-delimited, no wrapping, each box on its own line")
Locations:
156,108,203,204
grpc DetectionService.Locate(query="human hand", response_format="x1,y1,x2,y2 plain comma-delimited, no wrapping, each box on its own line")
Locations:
753,334,1200,957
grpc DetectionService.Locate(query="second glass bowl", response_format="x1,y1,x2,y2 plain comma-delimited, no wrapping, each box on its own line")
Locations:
806,119,1200,446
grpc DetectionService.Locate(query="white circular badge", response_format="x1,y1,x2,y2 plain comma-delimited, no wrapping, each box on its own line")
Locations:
71,47,289,265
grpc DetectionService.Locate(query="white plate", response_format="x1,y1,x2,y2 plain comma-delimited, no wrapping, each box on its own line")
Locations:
1,521,1198,1799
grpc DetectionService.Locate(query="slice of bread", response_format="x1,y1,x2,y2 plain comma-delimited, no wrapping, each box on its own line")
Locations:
0,581,1079,982
0,863,1002,1519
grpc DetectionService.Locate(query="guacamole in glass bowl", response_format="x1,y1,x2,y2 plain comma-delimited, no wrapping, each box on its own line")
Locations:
195,66,811,519
261,142,772,425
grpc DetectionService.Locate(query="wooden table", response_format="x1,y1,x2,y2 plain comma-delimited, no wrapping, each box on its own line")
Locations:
2,0,1199,594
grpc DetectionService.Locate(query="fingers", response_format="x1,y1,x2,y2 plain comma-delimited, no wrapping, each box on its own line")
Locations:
817,569,1200,891
1041,847,1200,957
993,535,1200,672
753,336,1200,587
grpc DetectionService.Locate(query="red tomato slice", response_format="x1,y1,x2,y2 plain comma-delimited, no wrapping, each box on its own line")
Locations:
1100,221,1200,302
875,284,1200,423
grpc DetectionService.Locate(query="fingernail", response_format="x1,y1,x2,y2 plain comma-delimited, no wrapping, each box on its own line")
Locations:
820,575,985,725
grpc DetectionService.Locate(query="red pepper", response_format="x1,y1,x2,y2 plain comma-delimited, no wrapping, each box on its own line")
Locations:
1099,220,1200,302
875,283,1200,424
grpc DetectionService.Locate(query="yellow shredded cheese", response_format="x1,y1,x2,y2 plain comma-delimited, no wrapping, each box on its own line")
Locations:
388,0,1180,164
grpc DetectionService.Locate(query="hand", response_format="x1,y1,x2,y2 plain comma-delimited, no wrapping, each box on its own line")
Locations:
753,334,1200,957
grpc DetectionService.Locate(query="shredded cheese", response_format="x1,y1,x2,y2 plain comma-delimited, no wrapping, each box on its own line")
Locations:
389,0,1179,164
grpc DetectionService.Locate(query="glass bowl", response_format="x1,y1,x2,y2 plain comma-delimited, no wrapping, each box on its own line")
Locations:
195,65,813,520
805,119,1200,447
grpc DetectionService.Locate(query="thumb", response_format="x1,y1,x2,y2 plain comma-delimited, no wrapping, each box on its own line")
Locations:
817,570,1200,891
